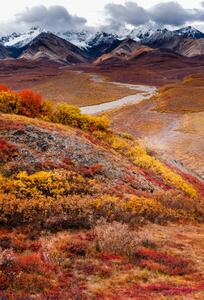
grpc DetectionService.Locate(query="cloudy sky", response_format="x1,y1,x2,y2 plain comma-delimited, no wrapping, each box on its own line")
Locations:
1,0,204,34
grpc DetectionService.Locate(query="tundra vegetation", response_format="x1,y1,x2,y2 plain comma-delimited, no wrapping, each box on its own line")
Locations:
0,84,204,299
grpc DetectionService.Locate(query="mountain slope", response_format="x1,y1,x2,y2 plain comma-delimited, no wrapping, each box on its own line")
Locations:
85,32,121,58
19,32,89,64
144,34,204,58
1,25,204,61
94,38,153,65
0,44,10,59
2,27,43,48
1,111,204,300
174,26,204,39
176,38,204,57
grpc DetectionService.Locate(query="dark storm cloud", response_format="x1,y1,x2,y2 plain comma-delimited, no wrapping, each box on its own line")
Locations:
105,1,204,28
2,2,204,35
105,2,149,26
149,2,194,26
16,5,87,31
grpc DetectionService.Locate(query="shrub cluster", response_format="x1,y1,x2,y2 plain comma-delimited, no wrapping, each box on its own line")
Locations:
0,84,110,132
0,138,17,163
108,135,197,198
95,220,150,258
0,187,178,226
0,170,96,199
50,103,110,131
0,90,44,117
136,247,193,275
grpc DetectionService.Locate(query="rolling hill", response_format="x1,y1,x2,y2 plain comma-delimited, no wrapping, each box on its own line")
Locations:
0,83,204,299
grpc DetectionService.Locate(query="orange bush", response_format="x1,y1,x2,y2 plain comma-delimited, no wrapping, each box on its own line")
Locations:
0,88,44,118
17,89,43,117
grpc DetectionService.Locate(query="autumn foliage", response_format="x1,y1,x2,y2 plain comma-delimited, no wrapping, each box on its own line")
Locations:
17,89,43,117
1,83,204,299
0,84,10,92
0,83,110,132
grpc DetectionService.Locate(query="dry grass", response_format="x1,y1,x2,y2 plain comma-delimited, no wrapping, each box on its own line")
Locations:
32,69,136,106
153,74,204,113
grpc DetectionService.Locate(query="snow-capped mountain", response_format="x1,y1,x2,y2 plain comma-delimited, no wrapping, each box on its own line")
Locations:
85,32,121,57
174,26,204,39
126,23,160,41
2,25,204,52
1,24,204,61
19,32,89,64
1,27,44,48
57,30,94,49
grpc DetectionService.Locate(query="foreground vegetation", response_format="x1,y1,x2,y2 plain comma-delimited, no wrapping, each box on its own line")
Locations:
0,84,204,299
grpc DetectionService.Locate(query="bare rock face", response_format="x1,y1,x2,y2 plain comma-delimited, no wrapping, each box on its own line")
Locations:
176,39,204,57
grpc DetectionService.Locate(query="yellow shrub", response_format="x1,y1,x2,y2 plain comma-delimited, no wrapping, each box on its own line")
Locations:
92,195,176,222
0,91,19,114
0,192,177,226
50,103,110,131
1,189,202,226
0,170,93,198
109,136,197,198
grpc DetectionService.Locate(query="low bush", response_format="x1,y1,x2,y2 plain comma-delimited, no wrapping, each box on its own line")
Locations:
17,89,43,117
136,247,193,275
0,90,44,118
0,91,19,114
50,103,110,132
155,190,204,222
109,135,197,198
0,191,177,226
1,181,202,227
95,221,142,258
0,138,17,162
0,84,111,132
0,170,96,198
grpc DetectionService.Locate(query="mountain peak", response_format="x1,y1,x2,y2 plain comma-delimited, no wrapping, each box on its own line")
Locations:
174,26,204,38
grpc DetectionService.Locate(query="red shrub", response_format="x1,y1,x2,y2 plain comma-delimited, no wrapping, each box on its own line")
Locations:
0,273,10,290
18,89,43,117
14,273,51,293
141,169,171,191
136,247,192,275
0,84,10,92
0,138,16,162
16,253,44,273
29,241,41,252
97,253,123,261
63,241,87,257
78,163,103,177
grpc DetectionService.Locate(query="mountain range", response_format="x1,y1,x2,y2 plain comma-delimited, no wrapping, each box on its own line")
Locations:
1,25,204,64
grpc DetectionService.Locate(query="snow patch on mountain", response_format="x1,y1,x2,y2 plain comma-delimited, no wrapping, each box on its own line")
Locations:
2,27,44,48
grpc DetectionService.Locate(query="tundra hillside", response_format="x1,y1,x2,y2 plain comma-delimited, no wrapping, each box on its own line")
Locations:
0,85,204,299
